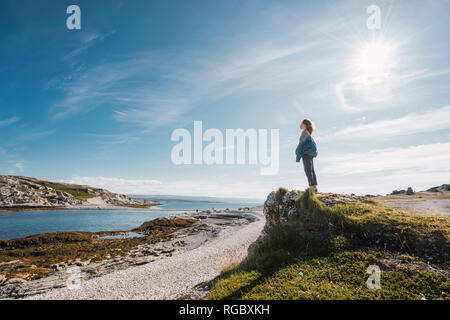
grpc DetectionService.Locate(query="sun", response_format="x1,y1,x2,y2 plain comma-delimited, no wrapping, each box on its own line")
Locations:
356,41,392,75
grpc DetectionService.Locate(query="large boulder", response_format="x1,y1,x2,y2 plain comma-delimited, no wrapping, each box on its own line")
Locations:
261,189,369,243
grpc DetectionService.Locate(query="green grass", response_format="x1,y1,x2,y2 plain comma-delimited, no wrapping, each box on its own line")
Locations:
209,189,449,300
15,176,102,200
34,182,100,200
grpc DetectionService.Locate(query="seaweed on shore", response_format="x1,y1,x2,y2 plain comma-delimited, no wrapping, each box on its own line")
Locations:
0,218,197,284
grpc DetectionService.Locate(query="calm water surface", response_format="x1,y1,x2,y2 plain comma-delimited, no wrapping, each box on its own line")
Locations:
0,209,169,240
0,197,263,240
138,195,262,211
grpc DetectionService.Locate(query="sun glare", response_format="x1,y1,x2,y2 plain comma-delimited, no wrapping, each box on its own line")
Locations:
357,42,392,75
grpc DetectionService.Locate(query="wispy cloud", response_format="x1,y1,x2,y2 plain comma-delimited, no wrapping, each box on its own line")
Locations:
14,127,57,141
334,69,450,113
47,53,185,122
0,116,20,127
61,175,162,193
320,105,450,141
46,36,325,129
14,162,24,172
63,31,116,60
83,132,141,146
320,142,450,175
0,157,26,175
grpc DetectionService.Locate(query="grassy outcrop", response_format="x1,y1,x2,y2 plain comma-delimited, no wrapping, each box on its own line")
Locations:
22,178,102,200
209,189,449,300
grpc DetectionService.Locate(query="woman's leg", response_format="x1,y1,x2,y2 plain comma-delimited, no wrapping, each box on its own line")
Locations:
311,158,318,187
302,155,314,186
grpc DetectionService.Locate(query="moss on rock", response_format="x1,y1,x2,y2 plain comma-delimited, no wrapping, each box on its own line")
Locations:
209,189,449,300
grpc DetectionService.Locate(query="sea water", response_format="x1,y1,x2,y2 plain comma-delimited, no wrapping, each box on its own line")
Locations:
0,197,262,240
0,209,167,240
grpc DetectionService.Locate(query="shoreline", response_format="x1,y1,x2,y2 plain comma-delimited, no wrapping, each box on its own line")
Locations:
0,204,261,213
0,203,160,212
25,210,265,300
0,204,263,242
0,209,264,299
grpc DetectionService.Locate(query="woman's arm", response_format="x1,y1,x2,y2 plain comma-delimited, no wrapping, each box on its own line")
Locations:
296,135,306,162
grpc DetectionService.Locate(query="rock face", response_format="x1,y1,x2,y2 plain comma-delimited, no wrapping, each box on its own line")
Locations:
0,175,153,209
260,190,368,242
390,187,414,196
427,184,450,192
263,190,300,233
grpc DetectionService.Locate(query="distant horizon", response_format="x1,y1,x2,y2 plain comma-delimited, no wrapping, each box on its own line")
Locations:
131,194,265,203
130,182,448,200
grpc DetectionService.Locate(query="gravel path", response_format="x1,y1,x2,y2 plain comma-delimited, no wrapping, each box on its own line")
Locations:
379,196,450,215
27,211,265,300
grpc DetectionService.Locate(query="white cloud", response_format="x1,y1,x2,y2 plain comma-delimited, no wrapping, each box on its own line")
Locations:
47,33,325,129
334,50,450,112
60,175,269,199
83,132,141,146
14,128,57,141
334,75,396,112
320,142,450,175
319,105,450,141
63,30,116,60
0,116,21,127
0,159,26,175
61,175,162,194
15,162,24,172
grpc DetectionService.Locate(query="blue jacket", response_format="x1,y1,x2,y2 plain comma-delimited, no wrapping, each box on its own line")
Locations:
295,132,318,162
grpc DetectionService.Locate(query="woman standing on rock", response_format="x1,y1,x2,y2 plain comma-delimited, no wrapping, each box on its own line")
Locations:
296,119,318,192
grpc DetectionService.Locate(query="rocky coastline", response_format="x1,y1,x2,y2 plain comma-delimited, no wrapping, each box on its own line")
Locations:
0,175,157,210
0,210,259,299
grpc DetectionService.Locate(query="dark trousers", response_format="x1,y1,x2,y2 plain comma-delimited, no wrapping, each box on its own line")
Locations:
302,155,317,186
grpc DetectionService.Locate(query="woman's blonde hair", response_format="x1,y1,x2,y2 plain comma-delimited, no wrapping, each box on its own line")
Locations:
302,119,315,134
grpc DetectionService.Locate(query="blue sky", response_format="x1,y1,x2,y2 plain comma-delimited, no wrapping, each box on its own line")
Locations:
1,0,449,199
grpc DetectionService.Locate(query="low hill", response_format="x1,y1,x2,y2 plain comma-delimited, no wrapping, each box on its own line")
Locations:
0,175,155,209
209,189,449,300
427,184,450,193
